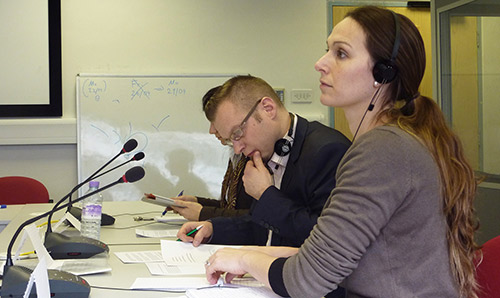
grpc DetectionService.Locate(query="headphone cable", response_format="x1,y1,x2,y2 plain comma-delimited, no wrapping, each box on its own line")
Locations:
352,81,386,141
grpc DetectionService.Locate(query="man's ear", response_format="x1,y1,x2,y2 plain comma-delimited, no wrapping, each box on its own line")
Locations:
260,97,277,119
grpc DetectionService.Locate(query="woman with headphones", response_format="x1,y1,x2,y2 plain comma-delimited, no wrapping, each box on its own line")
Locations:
204,6,479,298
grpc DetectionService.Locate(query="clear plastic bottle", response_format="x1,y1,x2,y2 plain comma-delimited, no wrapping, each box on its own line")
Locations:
80,181,103,240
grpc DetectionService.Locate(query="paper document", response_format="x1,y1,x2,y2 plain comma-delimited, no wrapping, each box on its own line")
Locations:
115,250,163,263
141,194,185,208
60,257,112,276
186,286,282,298
145,262,205,275
154,215,186,224
131,276,274,293
25,256,50,298
161,240,240,265
22,224,110,275
131,276,214,291
53,212,80,232
135,228,178,238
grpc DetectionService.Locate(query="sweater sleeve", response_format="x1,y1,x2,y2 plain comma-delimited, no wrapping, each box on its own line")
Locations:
282,128,414,297
269,258,289,297
196,196,220,207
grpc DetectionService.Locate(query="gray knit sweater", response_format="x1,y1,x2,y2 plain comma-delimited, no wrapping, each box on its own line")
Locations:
281,126,458,297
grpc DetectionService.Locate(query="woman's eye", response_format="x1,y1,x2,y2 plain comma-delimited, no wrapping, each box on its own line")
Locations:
336,50,347,58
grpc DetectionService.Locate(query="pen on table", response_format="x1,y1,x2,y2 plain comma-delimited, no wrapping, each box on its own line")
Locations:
177,224,203,241
1,205,6,209
162,190,184,216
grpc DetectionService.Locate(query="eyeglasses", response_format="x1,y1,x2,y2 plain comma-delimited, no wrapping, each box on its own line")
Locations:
223,98,262,145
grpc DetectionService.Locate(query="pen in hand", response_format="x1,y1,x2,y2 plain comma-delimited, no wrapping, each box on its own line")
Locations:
162,190,184,216
177,224,203,241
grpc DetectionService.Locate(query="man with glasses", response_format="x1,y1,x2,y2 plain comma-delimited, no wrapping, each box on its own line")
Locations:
176,75,351,249
168,86,254,221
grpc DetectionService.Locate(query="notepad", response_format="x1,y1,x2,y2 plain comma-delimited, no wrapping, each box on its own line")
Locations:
141,194,185,208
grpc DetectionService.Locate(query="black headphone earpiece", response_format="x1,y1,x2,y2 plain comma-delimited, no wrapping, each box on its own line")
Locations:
274,113,294,157
274,137,293,157
372,10,401,84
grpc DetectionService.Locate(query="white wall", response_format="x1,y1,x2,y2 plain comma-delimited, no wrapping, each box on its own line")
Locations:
0,0,329,200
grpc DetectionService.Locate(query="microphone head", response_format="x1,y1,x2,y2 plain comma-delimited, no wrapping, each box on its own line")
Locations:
121,166,145,183
122,139,138,153
133,152,145,161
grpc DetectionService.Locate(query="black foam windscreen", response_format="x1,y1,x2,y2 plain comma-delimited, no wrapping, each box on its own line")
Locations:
121,166,145,183
372,10,400,84
122,138,138,153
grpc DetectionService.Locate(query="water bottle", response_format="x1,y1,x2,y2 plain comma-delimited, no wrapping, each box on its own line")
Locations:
80,181,103,240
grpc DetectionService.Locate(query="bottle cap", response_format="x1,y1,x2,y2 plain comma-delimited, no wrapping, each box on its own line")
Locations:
89,181,100,188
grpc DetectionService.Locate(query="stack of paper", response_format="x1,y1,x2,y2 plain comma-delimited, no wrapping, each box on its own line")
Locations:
128,240,280,297
131,275,280,297
160,239,241,265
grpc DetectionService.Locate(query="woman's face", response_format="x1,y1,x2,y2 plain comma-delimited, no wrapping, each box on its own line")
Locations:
315,17,376,111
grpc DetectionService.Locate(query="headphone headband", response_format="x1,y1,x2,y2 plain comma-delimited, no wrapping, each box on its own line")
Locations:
372,10,401,84
390,11,400,63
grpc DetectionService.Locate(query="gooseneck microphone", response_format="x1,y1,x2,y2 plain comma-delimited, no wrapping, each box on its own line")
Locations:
45,167,145,259
66,138,138,207
46,139,139,234
67,151,145,226
1,167,145,298
91,151,145,181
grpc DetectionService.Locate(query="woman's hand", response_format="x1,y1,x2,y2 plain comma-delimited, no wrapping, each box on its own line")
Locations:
205,247,278,287
175,195,198,203
171,201,203,221
205,248,250,284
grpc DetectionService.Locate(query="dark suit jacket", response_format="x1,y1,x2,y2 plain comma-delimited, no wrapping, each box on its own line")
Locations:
210,115,351,247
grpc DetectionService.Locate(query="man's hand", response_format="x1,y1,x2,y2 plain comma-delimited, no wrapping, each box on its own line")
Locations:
243,151,273,200
176,221,213,247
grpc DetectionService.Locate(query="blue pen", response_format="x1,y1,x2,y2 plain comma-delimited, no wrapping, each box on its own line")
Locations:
162,190,184,216
1,205,6,209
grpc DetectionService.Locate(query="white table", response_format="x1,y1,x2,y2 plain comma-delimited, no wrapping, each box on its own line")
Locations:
0,201,193,297
0,204,24,234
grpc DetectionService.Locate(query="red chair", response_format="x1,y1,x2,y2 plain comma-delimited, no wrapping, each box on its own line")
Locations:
0,176,50,205
476,235,500,298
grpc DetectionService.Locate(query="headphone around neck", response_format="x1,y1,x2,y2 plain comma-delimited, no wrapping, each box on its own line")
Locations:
372,10,401,84
274,113,295,156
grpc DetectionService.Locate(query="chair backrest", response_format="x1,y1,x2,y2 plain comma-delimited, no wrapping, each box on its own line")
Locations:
0,176,50,205
476,235,500,298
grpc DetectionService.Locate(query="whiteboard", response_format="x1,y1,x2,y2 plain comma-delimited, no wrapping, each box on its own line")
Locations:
77,74,236,201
